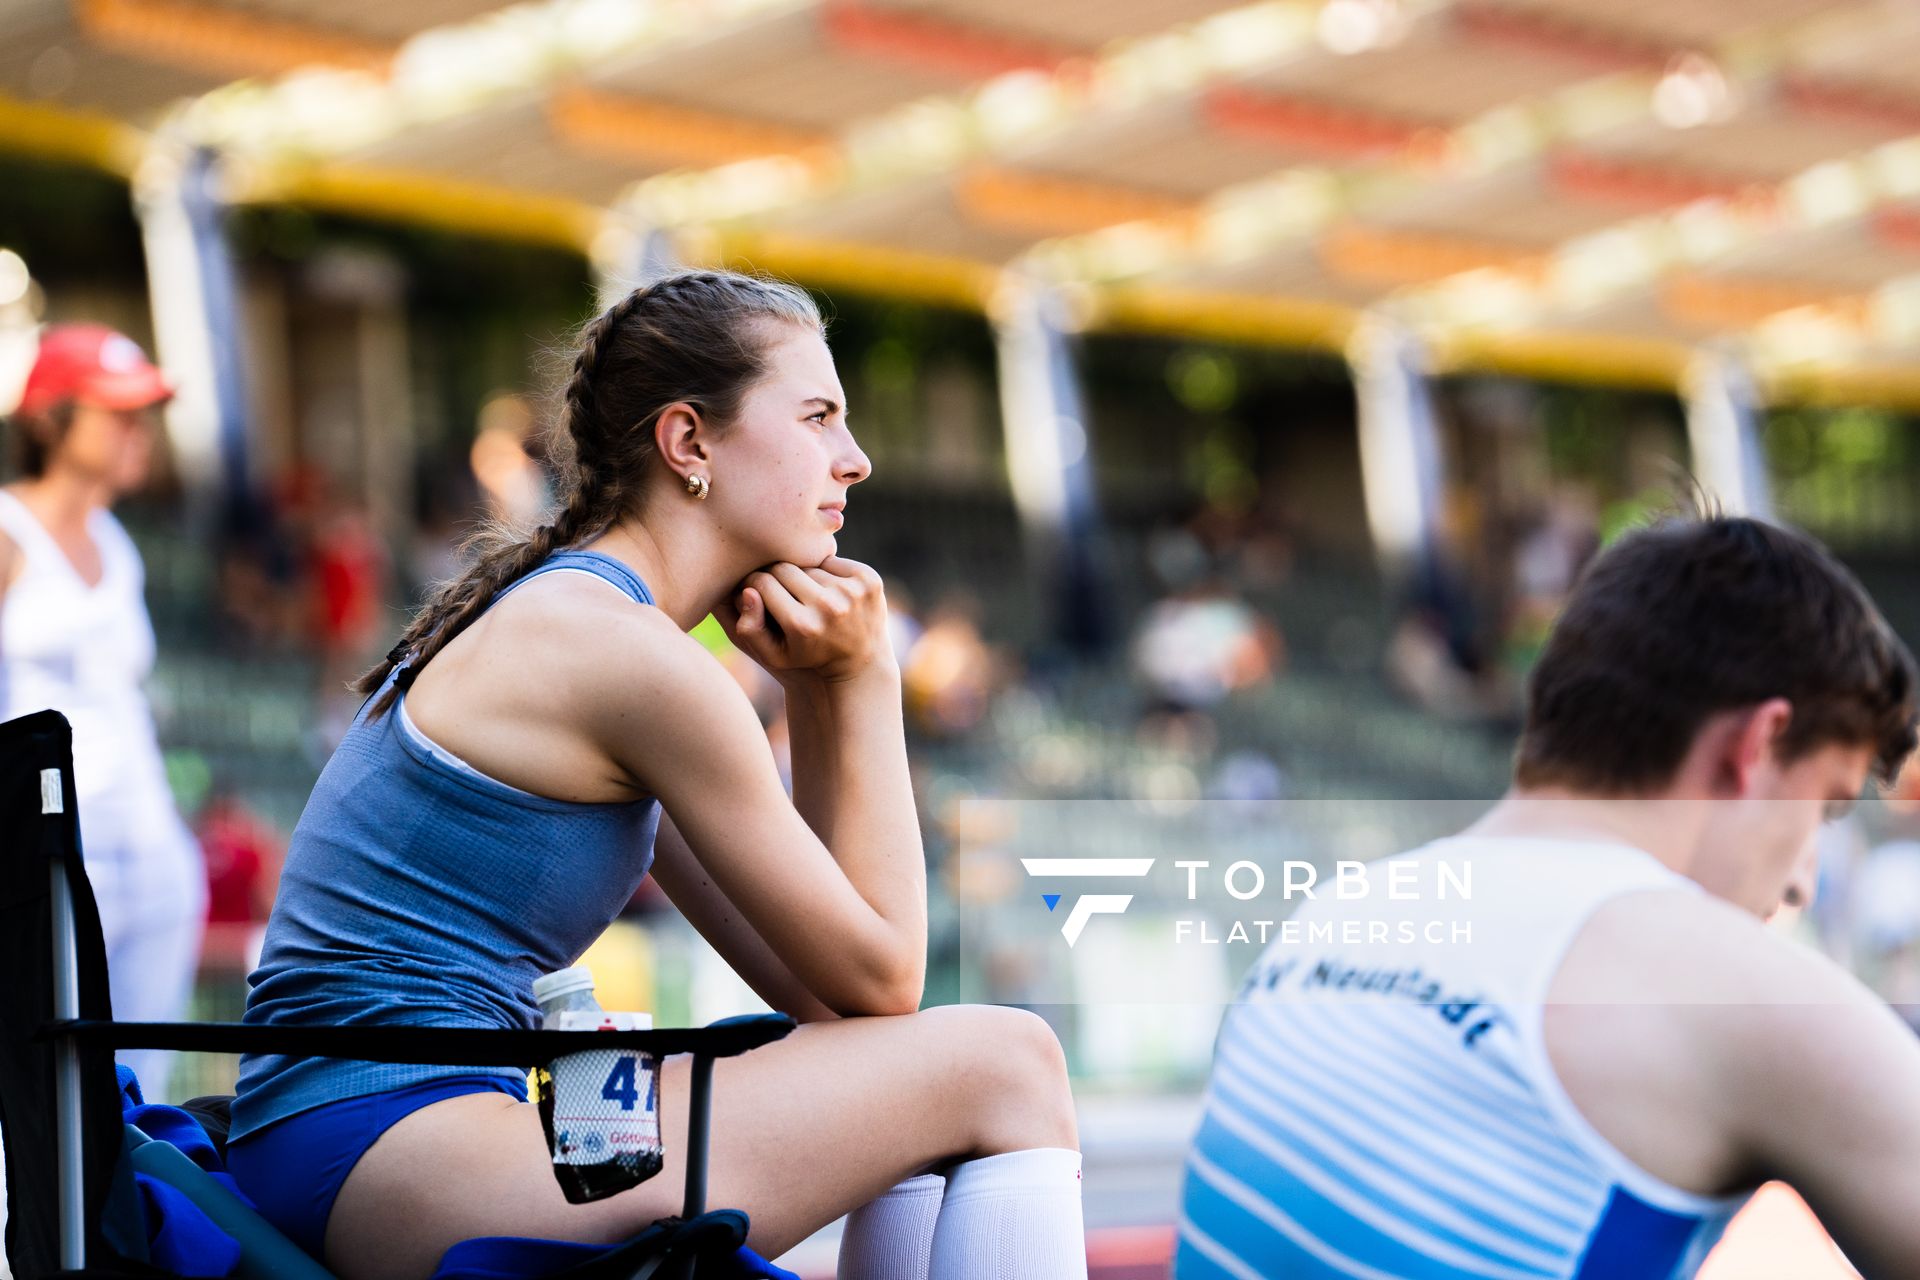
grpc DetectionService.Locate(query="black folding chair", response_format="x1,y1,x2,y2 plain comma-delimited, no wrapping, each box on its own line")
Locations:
1,709,794,1279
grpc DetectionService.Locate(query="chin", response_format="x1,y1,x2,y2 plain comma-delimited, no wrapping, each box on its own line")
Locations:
760,533,836,567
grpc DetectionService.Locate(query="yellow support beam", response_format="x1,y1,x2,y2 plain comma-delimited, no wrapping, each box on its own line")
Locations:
1765,363,1920,414
0,92,147,176
1094,284,1356,353
1432,328,1692,392
235,164,604,252
711,231,1001,311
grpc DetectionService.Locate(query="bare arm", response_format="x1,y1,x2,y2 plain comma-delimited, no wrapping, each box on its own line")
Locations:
1550,888,1920,1277
590,561,926,1016
1714,926,1920,1277
783,673,840,848
642,573,916,1020
643,808,839,1023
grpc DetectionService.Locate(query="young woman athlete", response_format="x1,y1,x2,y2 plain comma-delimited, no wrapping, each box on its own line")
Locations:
225,271,1086,1280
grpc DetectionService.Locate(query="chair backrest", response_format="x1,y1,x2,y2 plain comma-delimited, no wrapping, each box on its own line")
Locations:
1,710,151,1276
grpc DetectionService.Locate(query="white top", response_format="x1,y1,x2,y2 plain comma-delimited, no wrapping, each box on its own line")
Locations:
1177,835,1754,1280
0,489,171,837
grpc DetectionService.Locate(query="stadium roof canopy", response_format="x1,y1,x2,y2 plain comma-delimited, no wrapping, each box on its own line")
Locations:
11,0,1920,402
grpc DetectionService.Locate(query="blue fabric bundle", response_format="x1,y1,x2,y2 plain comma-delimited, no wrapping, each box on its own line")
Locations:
119,1066,244,1278
116,1066,800,1280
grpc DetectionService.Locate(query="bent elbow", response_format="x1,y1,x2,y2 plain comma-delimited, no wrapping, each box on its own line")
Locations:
833,950,924,1018
873,973,924,1017
849,987,920,1018
881,941,927,1015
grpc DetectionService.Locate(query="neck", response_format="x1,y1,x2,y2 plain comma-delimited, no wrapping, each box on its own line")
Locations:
582,507,748,632
9,470,107,535
1460,786,1709,878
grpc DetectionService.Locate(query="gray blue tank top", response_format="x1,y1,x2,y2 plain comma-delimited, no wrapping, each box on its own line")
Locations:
231,551,663,1141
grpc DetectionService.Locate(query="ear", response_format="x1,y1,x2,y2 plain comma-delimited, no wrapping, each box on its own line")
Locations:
1717,697,1794,796
653,401,710,482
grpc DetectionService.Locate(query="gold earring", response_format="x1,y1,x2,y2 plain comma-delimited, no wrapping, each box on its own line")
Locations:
685,473,710,500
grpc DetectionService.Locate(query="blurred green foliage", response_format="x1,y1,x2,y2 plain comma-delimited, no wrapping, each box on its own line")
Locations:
1767,404,1920,548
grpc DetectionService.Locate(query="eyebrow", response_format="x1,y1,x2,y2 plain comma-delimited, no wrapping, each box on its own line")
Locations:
802,396,842,415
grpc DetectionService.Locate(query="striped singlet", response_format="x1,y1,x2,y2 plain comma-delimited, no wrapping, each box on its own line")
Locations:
1176,837,1752,1280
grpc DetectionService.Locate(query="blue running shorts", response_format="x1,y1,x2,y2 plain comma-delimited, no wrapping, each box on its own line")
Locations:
227,1073,527,1261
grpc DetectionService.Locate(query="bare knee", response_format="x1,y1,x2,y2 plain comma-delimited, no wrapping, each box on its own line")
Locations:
932,1005,1077,1157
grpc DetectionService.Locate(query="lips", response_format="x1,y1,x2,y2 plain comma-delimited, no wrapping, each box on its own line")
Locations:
820,504,845,529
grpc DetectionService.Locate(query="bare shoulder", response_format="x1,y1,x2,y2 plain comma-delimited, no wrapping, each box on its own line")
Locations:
1545,886,1886,1194
458,570,703,684
402,571,748,804
470,572,766,764
1553,886,1827,1004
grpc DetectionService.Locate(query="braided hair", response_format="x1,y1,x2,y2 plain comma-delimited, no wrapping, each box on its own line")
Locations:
355,269,822,719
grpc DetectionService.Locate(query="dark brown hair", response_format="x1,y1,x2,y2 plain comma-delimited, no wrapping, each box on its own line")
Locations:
1514,514,1917,793
7,402,75,478
355,269,821,718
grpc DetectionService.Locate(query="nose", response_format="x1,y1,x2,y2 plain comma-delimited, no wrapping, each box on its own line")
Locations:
1779,831,1822,913
836,426,872,486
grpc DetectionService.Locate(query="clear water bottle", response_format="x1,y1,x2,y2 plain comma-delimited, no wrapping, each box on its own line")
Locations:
534,965,602,1022
531,966,664,1204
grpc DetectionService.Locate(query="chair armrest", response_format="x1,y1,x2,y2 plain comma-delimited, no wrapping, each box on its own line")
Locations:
39,1014,796,1066
48,1013,797,1226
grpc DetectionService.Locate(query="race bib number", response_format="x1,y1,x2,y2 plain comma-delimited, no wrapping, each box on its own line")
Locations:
547,1011,660,1166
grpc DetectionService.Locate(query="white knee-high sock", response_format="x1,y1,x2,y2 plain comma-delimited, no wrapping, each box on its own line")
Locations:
837,1174,945,1280
928,1148,1086,1280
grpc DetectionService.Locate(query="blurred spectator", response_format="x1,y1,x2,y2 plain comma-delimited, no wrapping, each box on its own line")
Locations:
1147,498,1296,598
213,491,308,652
311,488,387,662
198,787,284,975
0,323,206,1099
1386,547,1500,720
1504,486,1600,672
1132,580,1283,713
469,392,551,529
292,468,390,748
904,590,1004,737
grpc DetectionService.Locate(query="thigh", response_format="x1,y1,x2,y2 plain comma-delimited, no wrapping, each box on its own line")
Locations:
326,1006,1046,1280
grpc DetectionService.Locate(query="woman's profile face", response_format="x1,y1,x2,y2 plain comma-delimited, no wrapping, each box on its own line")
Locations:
56,400,160,497
710,324,871,568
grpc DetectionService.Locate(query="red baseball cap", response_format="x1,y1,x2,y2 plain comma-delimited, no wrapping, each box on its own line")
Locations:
17,324,173,416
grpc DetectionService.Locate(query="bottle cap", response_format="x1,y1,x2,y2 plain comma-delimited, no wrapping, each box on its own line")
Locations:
532,966,595,1006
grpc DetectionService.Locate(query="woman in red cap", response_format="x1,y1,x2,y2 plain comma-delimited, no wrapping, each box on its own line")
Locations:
1,323,206,1101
